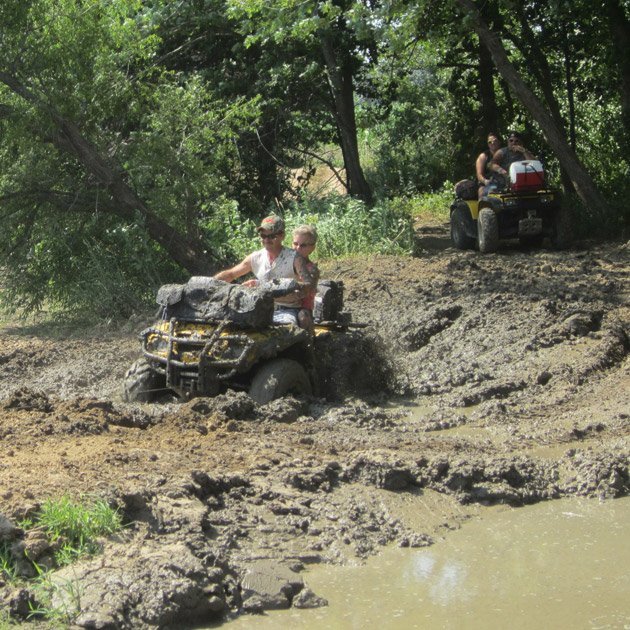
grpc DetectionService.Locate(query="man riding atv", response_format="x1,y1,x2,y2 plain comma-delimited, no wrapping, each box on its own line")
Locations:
480,131,535,197
213,215,317,326
450,131,572,253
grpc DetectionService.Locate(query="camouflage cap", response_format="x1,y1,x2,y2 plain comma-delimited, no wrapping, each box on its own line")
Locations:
256,215,285,234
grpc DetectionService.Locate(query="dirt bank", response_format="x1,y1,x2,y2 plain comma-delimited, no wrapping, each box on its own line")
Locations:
0,226,628,628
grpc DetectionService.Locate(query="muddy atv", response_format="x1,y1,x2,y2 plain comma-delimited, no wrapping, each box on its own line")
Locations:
123,276,350,404
450,160,572,253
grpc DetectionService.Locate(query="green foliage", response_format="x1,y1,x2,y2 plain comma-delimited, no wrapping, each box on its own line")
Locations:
281,193,415,258
406,184,454,222
0,0,263,318
199,197,259,263
0,542,18,583
0,496,122,627
0,215,181,319
36,496,123,567
206,192,414,267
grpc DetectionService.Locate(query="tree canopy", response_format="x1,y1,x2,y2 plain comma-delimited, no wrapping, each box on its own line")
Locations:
0,0,627,316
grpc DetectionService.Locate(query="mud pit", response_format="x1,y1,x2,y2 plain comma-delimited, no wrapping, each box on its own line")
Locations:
0,227,628,628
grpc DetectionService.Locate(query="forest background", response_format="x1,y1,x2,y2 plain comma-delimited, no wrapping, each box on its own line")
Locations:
0,0,628,319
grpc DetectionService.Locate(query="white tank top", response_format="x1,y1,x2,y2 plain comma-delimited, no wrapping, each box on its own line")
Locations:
250,247,300,307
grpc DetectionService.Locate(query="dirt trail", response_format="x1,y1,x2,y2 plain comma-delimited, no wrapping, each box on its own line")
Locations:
0,225,628,627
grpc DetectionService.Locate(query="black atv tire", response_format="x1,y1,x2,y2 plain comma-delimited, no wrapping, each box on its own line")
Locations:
123,358,167,403
450,205,476,250
248,358,312,404
550,205,573,250
477,207,499,253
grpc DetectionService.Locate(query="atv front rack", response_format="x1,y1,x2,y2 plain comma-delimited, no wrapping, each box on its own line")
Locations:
141,318,257,397
139,317,313,398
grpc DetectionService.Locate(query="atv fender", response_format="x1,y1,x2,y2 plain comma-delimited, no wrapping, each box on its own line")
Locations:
478,196,504,213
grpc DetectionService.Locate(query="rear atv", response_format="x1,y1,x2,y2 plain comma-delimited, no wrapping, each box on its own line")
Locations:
123,276,351,404
450,160,572,253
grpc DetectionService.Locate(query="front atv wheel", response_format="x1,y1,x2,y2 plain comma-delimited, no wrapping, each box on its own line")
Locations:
248,358,312,404
123,358,167,403
477,208,499,253
450,205,476,250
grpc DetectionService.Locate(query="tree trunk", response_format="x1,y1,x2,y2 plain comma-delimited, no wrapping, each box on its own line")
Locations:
603,0,630,146
320,32,373,204
510,10,575,193
0,71,215,275
455,0,612,220
478,40,498,134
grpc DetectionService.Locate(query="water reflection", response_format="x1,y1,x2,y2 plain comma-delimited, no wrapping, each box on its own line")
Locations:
405,555,472,606
223,497,630,629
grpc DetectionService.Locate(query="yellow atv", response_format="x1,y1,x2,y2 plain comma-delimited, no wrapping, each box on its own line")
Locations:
123,277,349,404
450,160,571,253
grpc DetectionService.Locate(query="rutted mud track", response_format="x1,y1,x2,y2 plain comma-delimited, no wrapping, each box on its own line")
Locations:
0,230,628,627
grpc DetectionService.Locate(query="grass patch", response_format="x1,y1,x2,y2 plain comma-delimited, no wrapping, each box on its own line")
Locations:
405,184,453,223
0,542,18,583
36,496,123,567
227,192,415,262
0,496,122,625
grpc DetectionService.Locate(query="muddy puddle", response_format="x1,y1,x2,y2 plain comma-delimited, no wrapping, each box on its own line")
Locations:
223,497,630,629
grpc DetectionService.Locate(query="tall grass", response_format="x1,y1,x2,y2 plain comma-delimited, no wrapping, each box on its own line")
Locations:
37,496,123,567
227,193,415,261
0,496,122,624
405,183,453,222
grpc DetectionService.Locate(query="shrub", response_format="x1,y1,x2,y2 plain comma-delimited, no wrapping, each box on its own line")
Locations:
207,192,415,263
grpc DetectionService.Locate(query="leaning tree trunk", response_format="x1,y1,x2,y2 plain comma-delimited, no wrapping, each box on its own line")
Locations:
320,32,373,204
513,10,575,194
455,0,612,220
478,41,499,134
604,0,630,148
0,71,215,275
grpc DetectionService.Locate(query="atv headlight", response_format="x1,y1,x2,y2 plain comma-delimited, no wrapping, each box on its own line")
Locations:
145,333,169,355
539,195,554,204
504,198,519,207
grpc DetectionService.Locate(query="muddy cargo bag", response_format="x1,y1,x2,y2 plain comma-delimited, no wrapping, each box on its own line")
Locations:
454,179,478,200
313,279,344,323
156,276,274,327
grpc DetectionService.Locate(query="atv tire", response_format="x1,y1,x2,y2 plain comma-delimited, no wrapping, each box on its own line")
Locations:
248,358,312,404
123,358,166,403
550,205,573,250
477,207,499,253
450,205,476,250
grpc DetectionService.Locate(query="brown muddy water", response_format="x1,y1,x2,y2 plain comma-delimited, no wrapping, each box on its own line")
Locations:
225,497,630,629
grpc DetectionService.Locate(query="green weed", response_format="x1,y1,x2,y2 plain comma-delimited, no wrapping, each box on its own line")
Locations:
0,542,18,583
26,569,83,625
0,497,122,625
228,193,416,260
36,496,122,567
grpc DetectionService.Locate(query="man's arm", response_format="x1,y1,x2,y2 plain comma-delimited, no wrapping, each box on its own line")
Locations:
513,142,535,160
214,255,253,283
488,149,508,177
